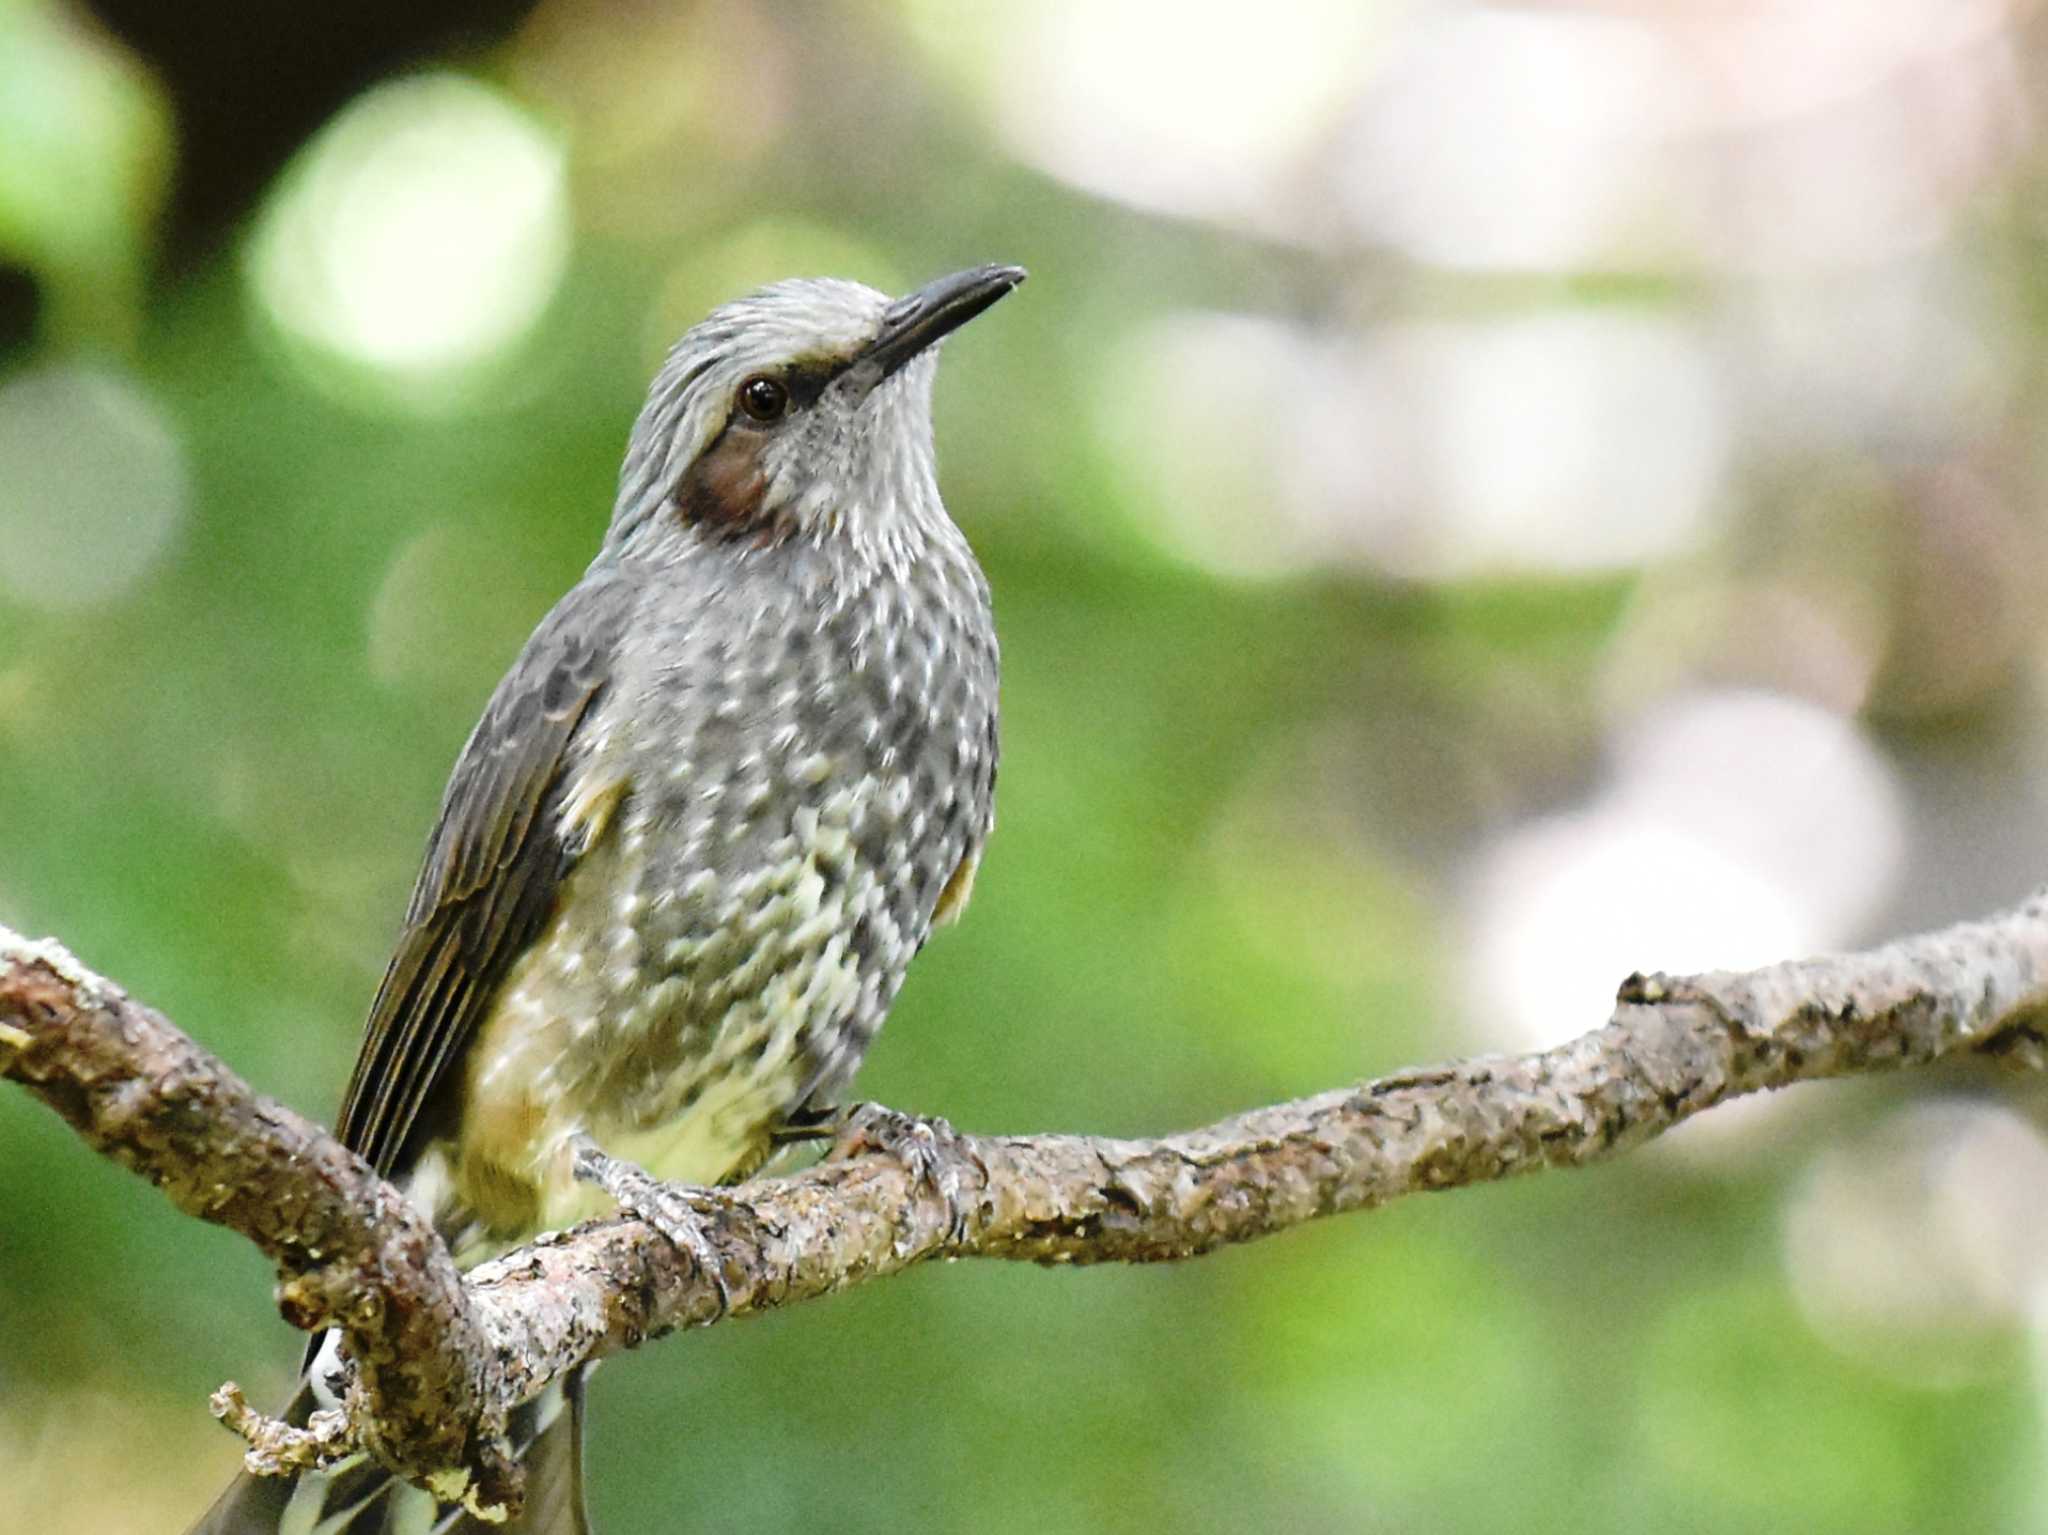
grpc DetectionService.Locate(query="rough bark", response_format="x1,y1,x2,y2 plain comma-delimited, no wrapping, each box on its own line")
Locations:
4,899,2046,1517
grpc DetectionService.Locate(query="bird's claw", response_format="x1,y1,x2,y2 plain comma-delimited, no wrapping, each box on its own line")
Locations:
570,1134,734,1318
824,1102,983,1246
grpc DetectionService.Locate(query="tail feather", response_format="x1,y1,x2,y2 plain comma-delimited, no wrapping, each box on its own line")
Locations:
187,1364,592,1535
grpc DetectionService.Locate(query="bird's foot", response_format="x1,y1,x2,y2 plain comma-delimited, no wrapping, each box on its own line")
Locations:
569,1134,733,1318
818,1102,984,1246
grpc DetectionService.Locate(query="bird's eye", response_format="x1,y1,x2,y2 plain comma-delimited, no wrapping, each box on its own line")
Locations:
737,375,789,423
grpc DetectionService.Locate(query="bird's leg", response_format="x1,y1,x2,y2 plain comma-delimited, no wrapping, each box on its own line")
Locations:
568,1133,733,1318
805,1102,985,1246
767,1098,842,1146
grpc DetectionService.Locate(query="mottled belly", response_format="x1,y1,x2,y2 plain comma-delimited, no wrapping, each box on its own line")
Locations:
437,775,920,1252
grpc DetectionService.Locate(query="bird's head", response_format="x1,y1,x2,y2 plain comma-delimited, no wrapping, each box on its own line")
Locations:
607,265,1025,566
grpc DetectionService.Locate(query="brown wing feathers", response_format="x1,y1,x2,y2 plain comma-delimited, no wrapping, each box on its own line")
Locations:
334,574,632,1181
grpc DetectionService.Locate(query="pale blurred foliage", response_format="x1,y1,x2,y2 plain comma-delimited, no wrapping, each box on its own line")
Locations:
0,360,185,608
1786,1100,2048,1384
4,0,2048,1530
0,1390,223,1535
246,73,571,407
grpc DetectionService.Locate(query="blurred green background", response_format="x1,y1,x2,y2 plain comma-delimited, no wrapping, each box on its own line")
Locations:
5,1,2048,1530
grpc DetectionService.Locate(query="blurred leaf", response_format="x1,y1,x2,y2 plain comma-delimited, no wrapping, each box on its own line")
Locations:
0,0,171,348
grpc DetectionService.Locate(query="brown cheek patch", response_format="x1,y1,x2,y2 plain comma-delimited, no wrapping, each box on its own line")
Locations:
674,425,802,548
677,426,769,529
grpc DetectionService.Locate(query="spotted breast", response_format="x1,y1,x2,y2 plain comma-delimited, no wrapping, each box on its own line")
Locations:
428,529,998,1257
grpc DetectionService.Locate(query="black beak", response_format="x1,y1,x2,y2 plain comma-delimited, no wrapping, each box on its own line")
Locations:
858,264,1027,382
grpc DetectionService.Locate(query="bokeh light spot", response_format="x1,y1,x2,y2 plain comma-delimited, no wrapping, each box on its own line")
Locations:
1092,312,1374,580
247,73,569,401
0,361,185,610
1784,1100,2048,1385
907,0,1383,231
1098,306,1728,581
1398,310,1730,575
1466,689,1904,1049
1341,6,1683,270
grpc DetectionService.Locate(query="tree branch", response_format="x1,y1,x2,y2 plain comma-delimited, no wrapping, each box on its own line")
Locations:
5,899,2046,1517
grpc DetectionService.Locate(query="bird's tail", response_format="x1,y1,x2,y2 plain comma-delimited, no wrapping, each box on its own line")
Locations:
186,1360,592,1535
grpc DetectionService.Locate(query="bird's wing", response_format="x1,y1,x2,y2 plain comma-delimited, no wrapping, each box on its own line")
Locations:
334,568,637,1180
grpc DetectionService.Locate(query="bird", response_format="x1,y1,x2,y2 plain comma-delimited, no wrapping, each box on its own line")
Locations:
190,262,1023,1534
